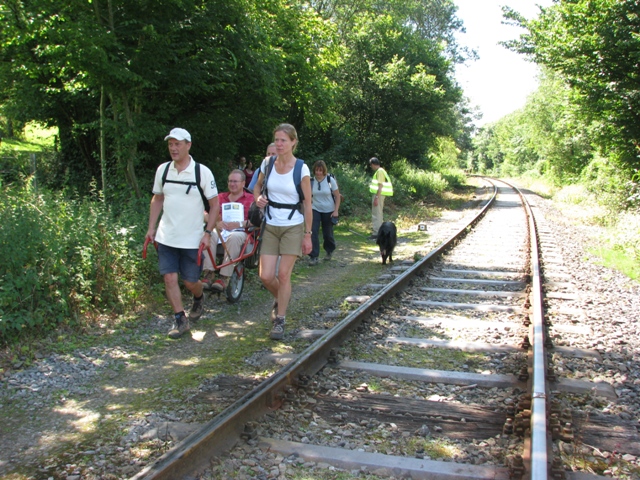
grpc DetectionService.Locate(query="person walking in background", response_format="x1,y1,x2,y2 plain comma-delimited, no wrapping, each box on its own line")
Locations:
253,124,312,340
146,128,219,339
247,143,277,192
201,169,254,292
368,156,393,239
308,160,340,265
243,160,255,189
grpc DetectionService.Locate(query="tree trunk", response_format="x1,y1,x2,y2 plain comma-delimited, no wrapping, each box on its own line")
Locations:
120,93,142,199
100,85,107,198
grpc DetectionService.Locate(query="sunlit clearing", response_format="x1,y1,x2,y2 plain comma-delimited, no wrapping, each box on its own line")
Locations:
54,401,100,433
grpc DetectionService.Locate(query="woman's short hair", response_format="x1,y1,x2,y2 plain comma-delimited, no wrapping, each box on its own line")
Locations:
274,123,298,152
369,157,380,165
312,160,327,175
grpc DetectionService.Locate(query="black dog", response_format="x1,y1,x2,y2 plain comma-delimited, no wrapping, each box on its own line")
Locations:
376,222,397,265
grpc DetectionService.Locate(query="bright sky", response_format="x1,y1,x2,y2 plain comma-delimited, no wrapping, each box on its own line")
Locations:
454,0,554,126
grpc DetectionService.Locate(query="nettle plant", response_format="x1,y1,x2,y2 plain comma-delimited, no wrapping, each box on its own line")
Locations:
0,184,155,341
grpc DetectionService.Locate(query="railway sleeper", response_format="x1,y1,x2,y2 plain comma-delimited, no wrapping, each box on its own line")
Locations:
262,354,617,400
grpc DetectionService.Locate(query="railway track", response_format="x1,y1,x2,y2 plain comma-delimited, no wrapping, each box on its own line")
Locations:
132,179,637,480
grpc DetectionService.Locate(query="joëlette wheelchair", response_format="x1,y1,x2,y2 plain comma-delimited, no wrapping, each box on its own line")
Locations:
143,225,261,304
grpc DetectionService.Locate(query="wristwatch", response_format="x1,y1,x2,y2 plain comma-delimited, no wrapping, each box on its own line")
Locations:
204,229,212,235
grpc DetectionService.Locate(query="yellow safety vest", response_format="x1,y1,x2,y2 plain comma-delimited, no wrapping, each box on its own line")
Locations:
369,167,393,196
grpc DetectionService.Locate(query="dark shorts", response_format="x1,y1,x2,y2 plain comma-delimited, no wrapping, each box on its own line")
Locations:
157,243,202,283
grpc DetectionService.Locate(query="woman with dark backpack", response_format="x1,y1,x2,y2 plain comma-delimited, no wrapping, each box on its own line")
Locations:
308,160,341,265
253,124,312,340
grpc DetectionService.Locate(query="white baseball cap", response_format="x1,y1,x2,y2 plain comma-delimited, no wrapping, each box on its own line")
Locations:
164,128,191,142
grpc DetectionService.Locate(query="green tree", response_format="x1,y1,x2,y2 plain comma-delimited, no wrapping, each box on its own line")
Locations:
505,0,640,171
320,0,466,165
1,0,470,196
0,0,335,197
522,70,594,182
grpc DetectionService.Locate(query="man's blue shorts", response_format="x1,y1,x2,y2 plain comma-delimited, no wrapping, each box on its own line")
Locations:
157,243,202,283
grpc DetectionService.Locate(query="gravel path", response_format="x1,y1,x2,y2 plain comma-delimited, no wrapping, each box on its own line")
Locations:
1,189,639,479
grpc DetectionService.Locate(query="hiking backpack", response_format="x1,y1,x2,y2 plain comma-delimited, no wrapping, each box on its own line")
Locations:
311,173,344,204
262,155,305,220
161,161,210,212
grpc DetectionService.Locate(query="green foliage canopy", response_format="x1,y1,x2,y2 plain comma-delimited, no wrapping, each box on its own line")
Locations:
505,0,640,171
0,0,469,197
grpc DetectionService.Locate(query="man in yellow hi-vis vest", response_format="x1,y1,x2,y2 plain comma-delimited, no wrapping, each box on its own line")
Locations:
368,157,393,239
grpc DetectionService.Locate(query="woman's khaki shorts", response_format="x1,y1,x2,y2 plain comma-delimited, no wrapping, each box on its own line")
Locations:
260,223,304,256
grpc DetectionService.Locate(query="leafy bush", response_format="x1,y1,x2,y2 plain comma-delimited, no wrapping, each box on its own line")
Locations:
327,159,463,219
0,182,156,342
328,163,370,216
439,168,467,188
391,158,450,200
580,155,638,212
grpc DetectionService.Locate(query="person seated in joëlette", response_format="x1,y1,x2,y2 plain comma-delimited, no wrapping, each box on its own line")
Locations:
201,169,254,291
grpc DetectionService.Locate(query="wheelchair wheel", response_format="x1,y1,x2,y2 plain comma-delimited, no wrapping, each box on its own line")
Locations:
226,261,245,304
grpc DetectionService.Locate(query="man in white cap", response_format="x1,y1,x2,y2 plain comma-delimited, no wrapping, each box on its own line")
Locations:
146,128,219,339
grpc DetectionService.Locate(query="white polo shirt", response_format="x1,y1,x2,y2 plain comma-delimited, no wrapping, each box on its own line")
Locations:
152,157,218,248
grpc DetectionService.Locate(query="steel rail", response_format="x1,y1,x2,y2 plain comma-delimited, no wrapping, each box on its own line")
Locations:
503,179,549,479
131,182,499,480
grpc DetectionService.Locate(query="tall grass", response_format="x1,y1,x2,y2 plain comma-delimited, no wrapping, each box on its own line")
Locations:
0,181,157,342
390,158,456,202
515,176,640,281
